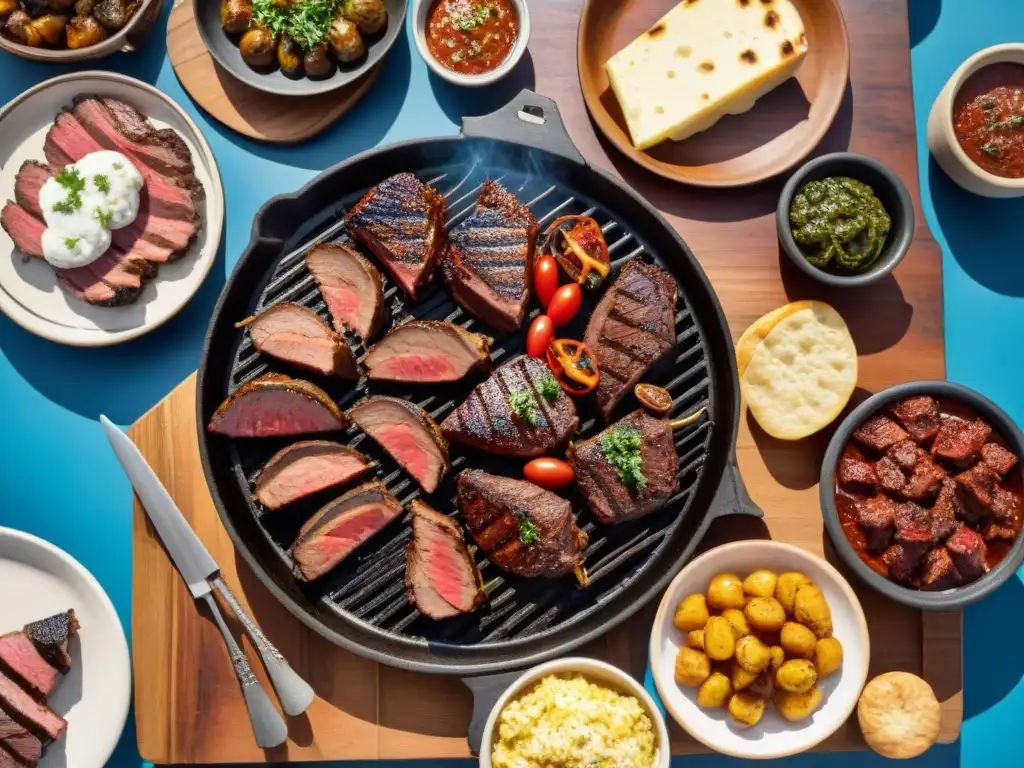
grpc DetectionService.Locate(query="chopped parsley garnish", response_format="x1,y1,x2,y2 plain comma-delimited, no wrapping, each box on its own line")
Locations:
982,143,1000,158
600,425,647,491
509,390,539,426
539,371,561,402
252,0,340,51
453,4,493,31
52,167,86,214
988,115,1024,132
515,511,539,545
112,161,124,170
63,236,80,249
93,174,110,194
94,207,114,228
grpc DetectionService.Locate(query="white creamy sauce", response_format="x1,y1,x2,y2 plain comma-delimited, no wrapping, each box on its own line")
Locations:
38,151,144,269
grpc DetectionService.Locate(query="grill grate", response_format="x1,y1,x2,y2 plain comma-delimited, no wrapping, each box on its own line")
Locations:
221,160,714,648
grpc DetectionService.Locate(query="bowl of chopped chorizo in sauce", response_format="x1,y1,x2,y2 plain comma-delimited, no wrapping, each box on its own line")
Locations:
820,381,1024,610
413,0,530,86
928,44,1024,197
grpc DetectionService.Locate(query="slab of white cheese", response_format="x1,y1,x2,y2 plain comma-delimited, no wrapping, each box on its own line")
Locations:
605,0,809,151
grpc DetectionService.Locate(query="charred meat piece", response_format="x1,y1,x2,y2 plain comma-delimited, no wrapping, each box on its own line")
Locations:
983,522,1017,543
874,456,906,496
570,410,678,524
900,453,947,503
405,500,485,620
882,543,925,585
23,609,78,675
290,480,403,581
365,320,492,383
345,173,446,299
956,462,1020,522
920,546,961,591
855,495,897,553
0,631,59,701
946,524,988,582
838,445,878,491
894,502,936,545
889,396,941,443
930,478,961,541
887,440,919,473
981,442,1018,478
932,418,992,463
457,469,587,579
853,415,909,454
348,396,449,493
991,488,1021,523
0,671,65,743
0,707,43,766
254,441,372,510
443,180,537,332
305,243,385,340
441,355,579,457
208,373,346,438
244,303,358,379
584,259,677,420
0,744,20,768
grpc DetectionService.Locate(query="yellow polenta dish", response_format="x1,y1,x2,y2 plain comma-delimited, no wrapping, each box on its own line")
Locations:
491,674,657,768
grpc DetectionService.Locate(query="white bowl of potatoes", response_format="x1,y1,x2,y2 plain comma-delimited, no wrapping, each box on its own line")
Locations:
650,540,870,759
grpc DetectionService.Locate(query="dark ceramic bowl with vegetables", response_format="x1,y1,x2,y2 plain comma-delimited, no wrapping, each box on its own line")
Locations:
777,152,914,288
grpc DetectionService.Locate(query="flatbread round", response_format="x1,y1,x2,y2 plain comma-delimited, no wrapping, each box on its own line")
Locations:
858,672,940,759
737,301,857,440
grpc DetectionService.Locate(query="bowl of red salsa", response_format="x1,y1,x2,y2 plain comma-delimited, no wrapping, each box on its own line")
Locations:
413,0,530,86
928,44,1024,197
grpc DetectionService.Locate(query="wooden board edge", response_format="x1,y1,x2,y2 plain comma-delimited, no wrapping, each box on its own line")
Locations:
922,609,964,744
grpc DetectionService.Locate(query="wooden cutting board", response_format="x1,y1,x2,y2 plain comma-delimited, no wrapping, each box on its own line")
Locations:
131,0,962,761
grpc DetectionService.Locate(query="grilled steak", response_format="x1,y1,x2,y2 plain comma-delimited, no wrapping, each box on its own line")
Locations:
291,480,403,581
244,303,359,379
584,259,677,420
0,671,65,743
405,500,485,619
305,243,385,340
345,173,446,299
0,710,42,767
208,373,346,438
0,631,59,701
0,742,26,768
254,441,372,510
22,610,78,675
457,470,587,579
441,355,579,457
365,321,492,383
570,410,680,524
443,181,537,332
348,396,449,493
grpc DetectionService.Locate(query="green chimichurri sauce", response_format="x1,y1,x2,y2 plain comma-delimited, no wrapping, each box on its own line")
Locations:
789,177,892,273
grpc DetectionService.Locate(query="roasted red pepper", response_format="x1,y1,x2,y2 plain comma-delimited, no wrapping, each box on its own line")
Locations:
545,338,600,395
543,215,611,288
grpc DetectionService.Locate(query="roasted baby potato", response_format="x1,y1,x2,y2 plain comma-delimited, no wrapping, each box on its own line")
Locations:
775,572,813,615
94,0,138,30
721,608,750,639
728,692,766,727
780,621,817,659
745,596,786,633
674,647,711,687
794,583,833,638
220,0,252,34
734,634,771,674
7,11,66,46
685,629,705,651
329,14,364,62
66,14,105,47
304,42,331,77
731,662,759,691
769,645,785,671
674,593,710,632
703,616,736,661
696,671,732,708
0,0,17,18
343,0,386,35
277,34,304,77
743,569,777,598
775,659,818,694
707,572,746,611
775,687,823,722
815,637,843,678
239,26,276,68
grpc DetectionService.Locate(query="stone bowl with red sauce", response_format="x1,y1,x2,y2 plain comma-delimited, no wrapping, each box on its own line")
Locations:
820,381,1024,610
928,44,1024,197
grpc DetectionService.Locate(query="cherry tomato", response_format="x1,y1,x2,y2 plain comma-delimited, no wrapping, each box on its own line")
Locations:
533,255,559,309
524,457,575,490
547,283,582,327
526,315,554,358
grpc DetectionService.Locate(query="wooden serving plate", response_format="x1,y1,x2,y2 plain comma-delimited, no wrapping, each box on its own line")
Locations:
578,0,851,187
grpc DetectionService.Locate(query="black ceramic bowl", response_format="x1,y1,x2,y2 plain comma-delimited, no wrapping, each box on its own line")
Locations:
820,381,1024,610
777,152,915,287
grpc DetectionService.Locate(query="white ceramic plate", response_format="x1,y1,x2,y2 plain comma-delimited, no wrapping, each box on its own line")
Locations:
0,71,224,346
0,527,131,768
650,540,870,760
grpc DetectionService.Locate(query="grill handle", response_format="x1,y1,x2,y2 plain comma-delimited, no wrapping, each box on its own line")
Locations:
462,89,587,167
711,456,764,519
463,670,523,755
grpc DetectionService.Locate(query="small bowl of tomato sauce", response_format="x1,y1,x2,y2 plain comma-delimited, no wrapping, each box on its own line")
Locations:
413,0,530,87
928,43,1024,197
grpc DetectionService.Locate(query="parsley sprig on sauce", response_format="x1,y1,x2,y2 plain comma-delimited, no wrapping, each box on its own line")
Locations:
600,425,647,491
515,510,539,545
94,208,114,228
539,371,560,402
509,390,539,426
63,237,80,250
93,174,110,194
252,0,340,50
452,4,493,31
52,167,86,215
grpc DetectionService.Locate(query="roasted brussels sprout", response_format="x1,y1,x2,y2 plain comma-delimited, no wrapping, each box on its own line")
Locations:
707,572,746,611
66,13,105,47
277,34,304,77
304,42,331,77
329,14,364,62
774,687,823,722
703,616,736,661
94,0,139,31
696,671,732,709
775,659,818,694
673,593,709,632
814,637,843,678
7,11,66,46
674,647,711,687
728,692,766,727
239,26,276,68
745,596,786,633
343,0,386,35
220,0,252,34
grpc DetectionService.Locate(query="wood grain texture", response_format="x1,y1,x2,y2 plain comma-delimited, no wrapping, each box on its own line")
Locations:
166,0,380,143
132,0,961,760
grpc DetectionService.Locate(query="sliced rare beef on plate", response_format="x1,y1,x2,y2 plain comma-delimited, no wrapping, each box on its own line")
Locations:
254,441,373,510
0,671,65,743
442,180,538,333
208,373,347,438
345,173,446,300
0,631,60,700
584,259,678,420
290,480,403,581
570,410,680,524
305,243,385,340
405,500,485,620
456,469,588,580
348,396,449,493
0,707,43,766
23,610,78,675
441,355,579,457
243,303,359,379
364,320,492,383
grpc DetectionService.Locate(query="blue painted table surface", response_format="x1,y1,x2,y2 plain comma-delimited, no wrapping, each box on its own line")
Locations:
1,1,1022,766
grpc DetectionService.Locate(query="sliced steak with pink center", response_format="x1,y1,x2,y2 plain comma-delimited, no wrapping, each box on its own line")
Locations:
245,303,359,378
254,441,372,510
23,610,78,675
0,632,59,701
0,716,41,767
291,480,403,581
405,500,484,620
365,320,492,383
0,671,65,743
208,373,347,438
305,243,385,340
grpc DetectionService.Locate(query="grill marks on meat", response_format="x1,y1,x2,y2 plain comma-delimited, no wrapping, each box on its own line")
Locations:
208,373,347,438
441,355,579,457
457,470,587,579
0,632,60,701
346,173,446,299
405,500,485,619
348,397,449,493
365,320,492,383
443,180,537,332
291,480,403,581
305,244,385,340
244,303,359,378
0,671,65,743
254,441,372,510
0,707,43,766
584,259,677,420
571,410,679,524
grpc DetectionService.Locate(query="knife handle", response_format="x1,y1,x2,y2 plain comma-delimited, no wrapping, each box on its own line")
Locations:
212,578,315,717
201,593,289,749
